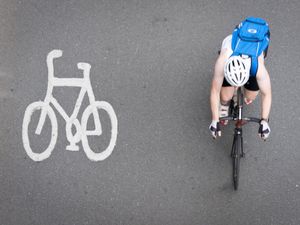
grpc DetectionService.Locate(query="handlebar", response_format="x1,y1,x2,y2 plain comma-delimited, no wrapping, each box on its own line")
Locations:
46,50,92,81
47,49,63,61
220,116,261,126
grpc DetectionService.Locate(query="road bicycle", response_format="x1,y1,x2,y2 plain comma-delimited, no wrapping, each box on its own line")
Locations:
22,49,118,162
219,87,260,190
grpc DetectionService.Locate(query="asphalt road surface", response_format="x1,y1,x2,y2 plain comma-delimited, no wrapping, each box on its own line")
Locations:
1,0,300,224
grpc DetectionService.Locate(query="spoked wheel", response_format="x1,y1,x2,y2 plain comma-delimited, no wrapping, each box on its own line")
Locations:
231,132,241,190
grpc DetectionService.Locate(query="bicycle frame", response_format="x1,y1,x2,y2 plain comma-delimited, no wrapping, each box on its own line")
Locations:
35,50,101,138
220,87,260,126
220,87,260,190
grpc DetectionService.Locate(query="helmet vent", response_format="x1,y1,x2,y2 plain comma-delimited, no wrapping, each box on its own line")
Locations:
235,73,239,81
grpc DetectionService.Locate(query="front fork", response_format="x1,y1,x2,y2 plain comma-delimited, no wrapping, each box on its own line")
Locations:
231,128,244,158
231,87,244,157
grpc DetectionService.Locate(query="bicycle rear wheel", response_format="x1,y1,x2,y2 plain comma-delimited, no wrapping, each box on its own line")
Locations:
22,101,58,161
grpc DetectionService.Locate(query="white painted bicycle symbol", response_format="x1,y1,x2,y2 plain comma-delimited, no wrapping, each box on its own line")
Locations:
22,49,118,162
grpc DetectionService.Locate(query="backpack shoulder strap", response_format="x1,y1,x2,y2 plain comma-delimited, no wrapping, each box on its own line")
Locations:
250,56,258,77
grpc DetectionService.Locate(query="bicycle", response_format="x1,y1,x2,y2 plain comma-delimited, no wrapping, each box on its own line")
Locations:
22,49,118,162
219,87,260,190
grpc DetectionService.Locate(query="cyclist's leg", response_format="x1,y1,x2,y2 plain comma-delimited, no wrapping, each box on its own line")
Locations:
220,80,234,124
244,76,260,105
218,36,234,121
221,79,235,105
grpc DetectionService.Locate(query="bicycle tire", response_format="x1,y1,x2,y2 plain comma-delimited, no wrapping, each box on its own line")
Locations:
233,155,240,190
22,101,58,161
232,134,241,190
81,101,118,161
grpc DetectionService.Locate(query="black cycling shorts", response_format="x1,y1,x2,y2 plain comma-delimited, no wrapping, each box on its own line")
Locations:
222,76,259,91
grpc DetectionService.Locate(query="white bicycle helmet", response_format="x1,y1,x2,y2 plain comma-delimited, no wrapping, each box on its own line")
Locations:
224,56,251,87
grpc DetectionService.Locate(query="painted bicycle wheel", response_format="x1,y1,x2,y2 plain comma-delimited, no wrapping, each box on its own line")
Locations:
22,101,58,161
81,101,118,161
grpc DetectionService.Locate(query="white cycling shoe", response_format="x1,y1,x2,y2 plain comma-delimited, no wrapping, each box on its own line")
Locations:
219,104,230,125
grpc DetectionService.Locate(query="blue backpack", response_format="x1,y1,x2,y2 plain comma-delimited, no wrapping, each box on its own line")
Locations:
231,17,270,76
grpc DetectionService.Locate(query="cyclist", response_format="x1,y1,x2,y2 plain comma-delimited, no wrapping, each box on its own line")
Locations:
209,17,272,140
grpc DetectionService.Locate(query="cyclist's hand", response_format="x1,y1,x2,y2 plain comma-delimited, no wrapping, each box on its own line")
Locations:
209,120,221,139
258,119,271,140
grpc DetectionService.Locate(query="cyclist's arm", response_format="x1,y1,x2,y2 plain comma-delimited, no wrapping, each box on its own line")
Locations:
256,55,272,120
210,50,228,121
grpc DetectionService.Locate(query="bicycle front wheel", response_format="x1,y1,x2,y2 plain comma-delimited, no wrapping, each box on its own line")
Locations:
232,135,241,190
22,101,58,161
81,101,118,161
233,155,240,190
